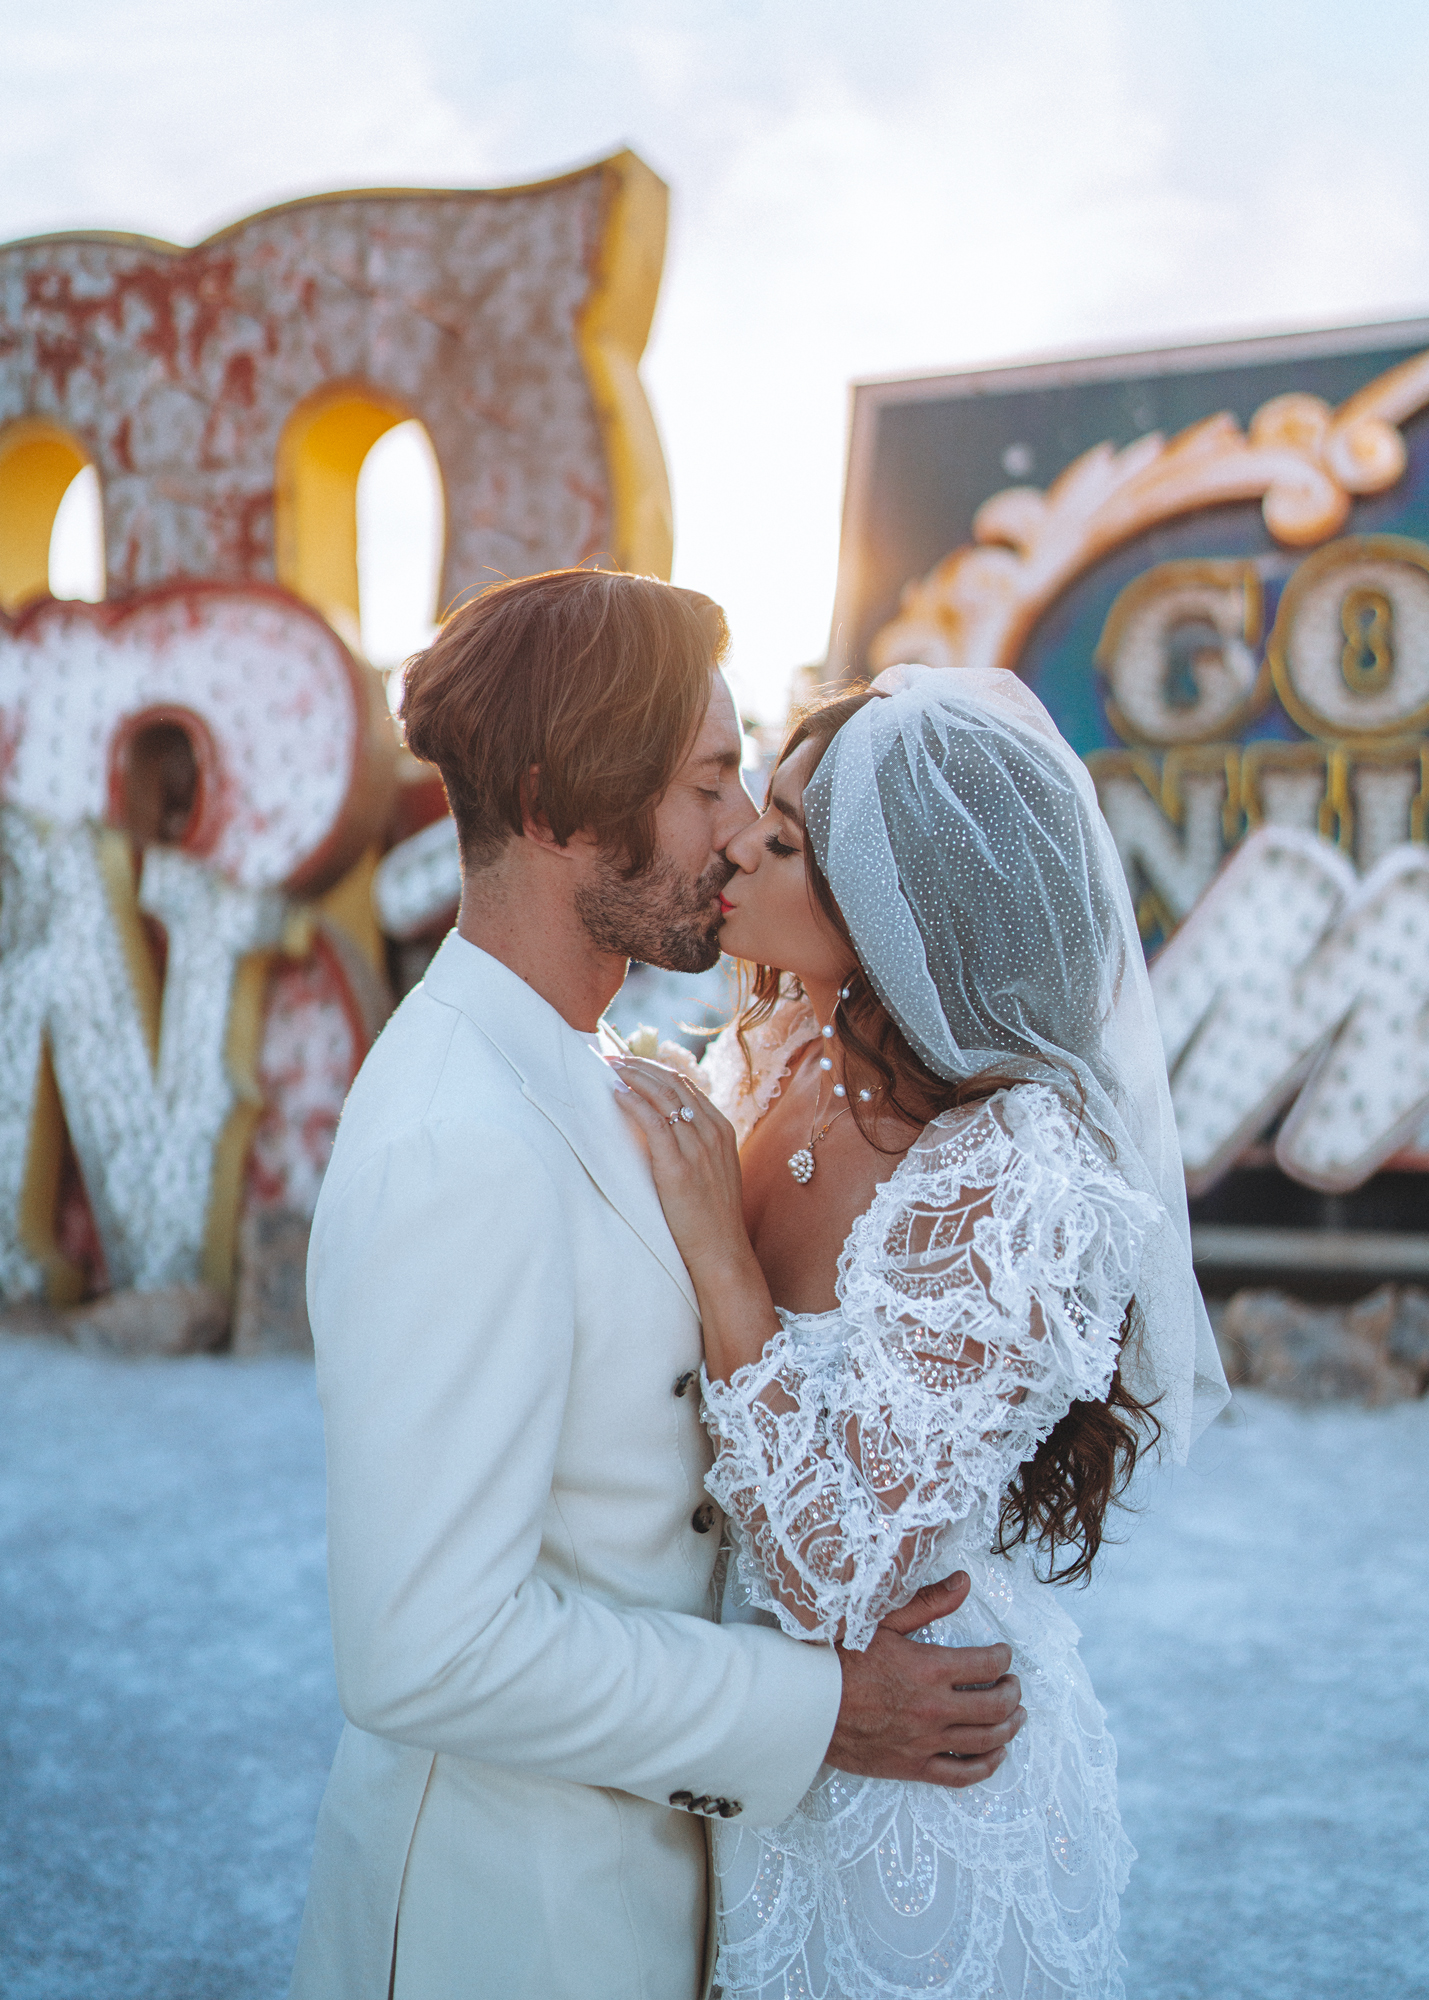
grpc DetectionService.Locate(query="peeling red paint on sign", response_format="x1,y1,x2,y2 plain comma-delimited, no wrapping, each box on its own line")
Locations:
0,583,391,894
0,172,617,601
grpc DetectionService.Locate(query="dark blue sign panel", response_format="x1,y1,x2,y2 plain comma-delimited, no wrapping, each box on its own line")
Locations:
829,321,1429,1254
831,320,1429,757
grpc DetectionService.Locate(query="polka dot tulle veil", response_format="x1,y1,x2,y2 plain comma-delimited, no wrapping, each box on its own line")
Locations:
803,664,1226,1461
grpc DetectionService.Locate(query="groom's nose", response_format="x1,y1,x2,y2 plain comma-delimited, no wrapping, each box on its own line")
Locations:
713,778,758,855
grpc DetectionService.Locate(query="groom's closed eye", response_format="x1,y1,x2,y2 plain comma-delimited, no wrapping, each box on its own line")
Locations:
695,753,743,800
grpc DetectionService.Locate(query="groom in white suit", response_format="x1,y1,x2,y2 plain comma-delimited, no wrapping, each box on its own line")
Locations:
289,570,1025,2000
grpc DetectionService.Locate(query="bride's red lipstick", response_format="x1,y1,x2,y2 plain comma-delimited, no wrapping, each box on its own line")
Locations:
718,892,734,916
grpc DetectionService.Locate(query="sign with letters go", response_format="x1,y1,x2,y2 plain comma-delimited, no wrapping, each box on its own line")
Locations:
830,320,1429,1210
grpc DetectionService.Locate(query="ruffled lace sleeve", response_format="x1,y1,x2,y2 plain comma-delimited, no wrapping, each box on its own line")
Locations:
698,988,819,1145
701,1084,1156,1650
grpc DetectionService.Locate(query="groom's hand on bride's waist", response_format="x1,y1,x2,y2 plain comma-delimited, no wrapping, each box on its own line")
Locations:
825,1572,1025,1790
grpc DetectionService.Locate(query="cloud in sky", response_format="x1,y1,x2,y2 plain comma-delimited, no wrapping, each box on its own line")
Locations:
4,0,1429,715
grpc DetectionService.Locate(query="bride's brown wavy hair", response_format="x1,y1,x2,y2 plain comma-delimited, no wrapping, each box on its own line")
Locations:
737,686,1160,1585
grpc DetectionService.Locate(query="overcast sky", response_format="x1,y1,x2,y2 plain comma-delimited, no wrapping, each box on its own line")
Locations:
7,0,1429,717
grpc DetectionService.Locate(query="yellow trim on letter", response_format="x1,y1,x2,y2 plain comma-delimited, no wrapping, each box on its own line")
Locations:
315,845,386,978
577,151,674,579
17,1047,85,1307
205,906,313,1297
274,385,412,639
0,419,91,612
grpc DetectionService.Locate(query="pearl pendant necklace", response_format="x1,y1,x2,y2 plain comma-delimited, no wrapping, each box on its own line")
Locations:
787,985,873,1184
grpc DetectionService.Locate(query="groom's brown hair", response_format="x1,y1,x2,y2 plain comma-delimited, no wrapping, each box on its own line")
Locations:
400,569,729,871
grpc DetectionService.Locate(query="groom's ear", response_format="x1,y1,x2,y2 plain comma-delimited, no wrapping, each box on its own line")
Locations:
518,765,559,849
519,765,598,860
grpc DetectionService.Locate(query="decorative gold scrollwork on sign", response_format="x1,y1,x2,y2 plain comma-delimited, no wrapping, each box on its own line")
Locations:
869,351,1429,679
1268,535,1429,739
1097,559,1267,745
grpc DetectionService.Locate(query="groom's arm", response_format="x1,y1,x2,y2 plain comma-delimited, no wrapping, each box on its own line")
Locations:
311,1110,841,1827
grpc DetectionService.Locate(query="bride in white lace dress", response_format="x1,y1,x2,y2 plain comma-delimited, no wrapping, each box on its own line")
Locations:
614,665,1227,2000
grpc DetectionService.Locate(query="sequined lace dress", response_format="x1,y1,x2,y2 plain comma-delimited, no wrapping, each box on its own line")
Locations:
697,998,1151,2000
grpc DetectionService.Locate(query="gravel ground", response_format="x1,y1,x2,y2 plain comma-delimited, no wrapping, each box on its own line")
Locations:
1,1333,1426,1999
0,1338,337,2000
1078,1391,1429,2000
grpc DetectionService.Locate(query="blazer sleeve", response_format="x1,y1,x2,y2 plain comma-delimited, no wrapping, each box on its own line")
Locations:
310,1108,841,1827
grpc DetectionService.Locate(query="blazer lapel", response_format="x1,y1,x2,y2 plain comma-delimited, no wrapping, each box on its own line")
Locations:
423,936,698,1315
523,1039,699,1316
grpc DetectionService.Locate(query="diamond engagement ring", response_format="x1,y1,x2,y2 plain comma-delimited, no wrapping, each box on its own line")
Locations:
667,1104,696,1125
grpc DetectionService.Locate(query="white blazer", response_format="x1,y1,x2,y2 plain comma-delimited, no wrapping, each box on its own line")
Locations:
289,936,842,2000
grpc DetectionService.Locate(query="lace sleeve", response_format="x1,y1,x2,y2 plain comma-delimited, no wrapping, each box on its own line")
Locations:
701,1085,1156,1650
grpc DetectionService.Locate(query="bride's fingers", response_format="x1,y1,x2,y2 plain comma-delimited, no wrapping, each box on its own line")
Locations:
613,1058,736,1149
613,1080,692,1161
611,1059,708,1134
613,1076,724,1187
613,1065,684,1123
611,1055,692,1094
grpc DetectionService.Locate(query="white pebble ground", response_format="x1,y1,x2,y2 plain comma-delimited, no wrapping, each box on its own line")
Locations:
1,1333,1426,1999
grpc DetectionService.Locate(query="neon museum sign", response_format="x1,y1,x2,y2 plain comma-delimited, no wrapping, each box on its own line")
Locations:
870,347,1429,1195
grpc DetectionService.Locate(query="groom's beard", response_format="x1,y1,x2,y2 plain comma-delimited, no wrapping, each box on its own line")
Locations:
575,851,732,973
